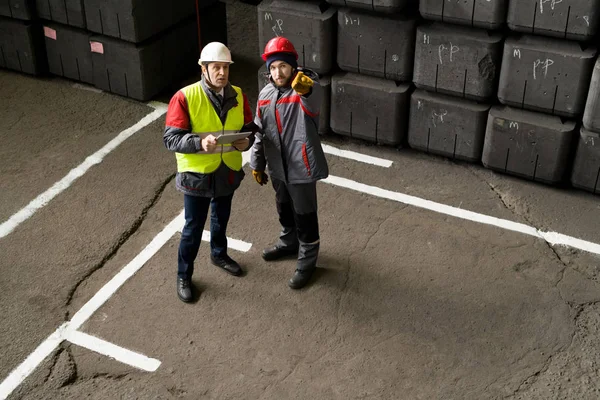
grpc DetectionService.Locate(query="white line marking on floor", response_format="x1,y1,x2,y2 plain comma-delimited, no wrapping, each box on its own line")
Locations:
65,331,161,372
0,103,168,240
175,224,253,252
322,144,393,167
0,324,68,399
68,209,184,330
201,231,253,252
242,150,251,167
0,208,254,399
323,175,600,256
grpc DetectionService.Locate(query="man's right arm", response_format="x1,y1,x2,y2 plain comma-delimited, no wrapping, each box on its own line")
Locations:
163,91,203,153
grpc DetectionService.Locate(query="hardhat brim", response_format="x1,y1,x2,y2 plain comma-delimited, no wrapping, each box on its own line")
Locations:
198,60,235,65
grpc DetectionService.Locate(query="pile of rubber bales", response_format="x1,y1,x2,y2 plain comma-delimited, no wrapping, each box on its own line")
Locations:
253,0,600,195
0,0,227,101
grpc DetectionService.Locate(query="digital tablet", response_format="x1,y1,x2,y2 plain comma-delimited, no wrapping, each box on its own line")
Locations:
215,131,253,145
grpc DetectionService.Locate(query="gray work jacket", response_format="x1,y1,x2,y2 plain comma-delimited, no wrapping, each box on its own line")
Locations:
251,69,329,184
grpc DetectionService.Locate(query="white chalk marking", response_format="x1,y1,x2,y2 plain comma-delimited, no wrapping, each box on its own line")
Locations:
0,324,68,400
65,331,161,372
323,175,600,256
0,103,168,239
321,144,393,167
72,83,103,93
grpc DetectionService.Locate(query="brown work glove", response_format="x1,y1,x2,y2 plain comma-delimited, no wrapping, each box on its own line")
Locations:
252,170,269,186
291,71,314,96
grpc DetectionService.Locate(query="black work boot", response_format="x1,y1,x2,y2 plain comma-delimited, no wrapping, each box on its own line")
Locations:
211,254,243,276
288,268,315,289
288,241,320,289
177,277,194,302
262,245,298,261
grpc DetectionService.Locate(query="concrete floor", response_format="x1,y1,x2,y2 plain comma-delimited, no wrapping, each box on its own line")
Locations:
1,1,600,399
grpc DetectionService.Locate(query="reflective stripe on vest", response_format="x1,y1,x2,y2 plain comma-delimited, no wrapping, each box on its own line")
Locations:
175,83,245,173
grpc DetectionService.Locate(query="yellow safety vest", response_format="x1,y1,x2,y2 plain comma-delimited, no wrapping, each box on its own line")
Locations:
175,82,245,174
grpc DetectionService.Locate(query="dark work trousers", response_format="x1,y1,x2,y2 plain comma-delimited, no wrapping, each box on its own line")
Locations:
177,193,233,279
272,178,320,271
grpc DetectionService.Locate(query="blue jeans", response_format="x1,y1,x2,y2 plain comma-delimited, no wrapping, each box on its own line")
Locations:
177,194,233,279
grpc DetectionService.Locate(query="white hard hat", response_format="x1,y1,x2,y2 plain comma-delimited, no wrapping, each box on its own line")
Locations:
198,42,234,65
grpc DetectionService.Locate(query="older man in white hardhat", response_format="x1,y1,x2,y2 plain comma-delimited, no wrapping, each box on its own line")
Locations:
163,42,258,302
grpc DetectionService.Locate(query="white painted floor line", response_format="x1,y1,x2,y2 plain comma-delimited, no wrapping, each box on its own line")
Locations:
322,144,393,167
323,175,600,256
65,331,161,372
68,210,184,330
174,222,253,252
0,323,68,400
202,230,253,252
0,103,168,240
0,207,255,399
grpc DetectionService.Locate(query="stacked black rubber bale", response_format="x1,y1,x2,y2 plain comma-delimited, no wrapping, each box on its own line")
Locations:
37,0,92,85
327,0,416,146
81,0,218,101
578,16,600,194
410,1,505,162
328,1,416,146
484,0,599,190
32,0,225,101
257,0,336,135
0,0,47,75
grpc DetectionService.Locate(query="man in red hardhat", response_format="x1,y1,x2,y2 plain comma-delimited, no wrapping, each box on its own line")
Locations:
250,37,329,289
163,42,258,302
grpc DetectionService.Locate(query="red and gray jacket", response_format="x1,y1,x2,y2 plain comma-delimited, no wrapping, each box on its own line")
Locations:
251,68,329,184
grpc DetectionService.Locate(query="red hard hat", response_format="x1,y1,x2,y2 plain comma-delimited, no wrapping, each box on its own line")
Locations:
262,37,298,61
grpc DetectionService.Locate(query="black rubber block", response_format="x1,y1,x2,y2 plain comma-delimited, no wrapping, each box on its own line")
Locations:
582,58,600,133
36,0,86,28
43,22,93,84
507,0,600,41
419,0,508,30
90,18,198,101
570,127,600,194
0,17,47,75
408,90,490,162
336,7,416,82
0,0,35,20
258,0,336,75
482,106,576,184
498,35,596,118
84,0,196,43
413,23,503,101
257,65,331,135
330,72,411,146
327,0,410,14
197,1,227,46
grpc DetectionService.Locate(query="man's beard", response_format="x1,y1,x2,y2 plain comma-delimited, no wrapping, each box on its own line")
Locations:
273,75,292,88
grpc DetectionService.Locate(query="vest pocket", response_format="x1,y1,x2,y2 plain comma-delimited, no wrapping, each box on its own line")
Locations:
221,168,245,194
179,172,212,193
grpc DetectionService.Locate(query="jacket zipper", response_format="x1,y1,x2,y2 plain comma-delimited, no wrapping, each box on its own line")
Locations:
302,144,312,176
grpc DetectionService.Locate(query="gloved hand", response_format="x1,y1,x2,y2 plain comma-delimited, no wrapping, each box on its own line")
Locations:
291,71,314,96
252,170,269,186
